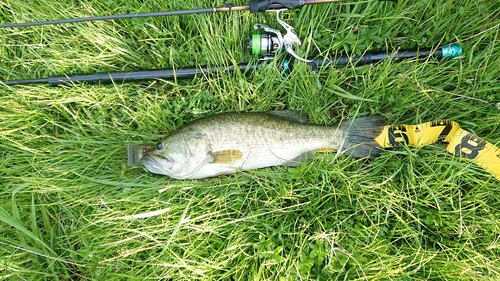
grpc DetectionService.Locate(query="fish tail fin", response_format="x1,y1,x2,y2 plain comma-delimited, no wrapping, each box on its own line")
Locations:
340,116,386,159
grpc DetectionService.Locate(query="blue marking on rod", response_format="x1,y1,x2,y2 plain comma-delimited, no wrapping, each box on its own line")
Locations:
441,44,463,58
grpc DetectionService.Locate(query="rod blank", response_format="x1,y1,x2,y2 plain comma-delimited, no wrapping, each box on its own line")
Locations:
0,0,374,29
1,45,461,86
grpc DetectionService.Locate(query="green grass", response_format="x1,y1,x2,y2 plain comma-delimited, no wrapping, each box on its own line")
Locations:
1,0,499,280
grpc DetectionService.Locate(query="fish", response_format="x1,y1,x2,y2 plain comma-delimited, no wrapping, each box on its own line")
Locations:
140,110,385,179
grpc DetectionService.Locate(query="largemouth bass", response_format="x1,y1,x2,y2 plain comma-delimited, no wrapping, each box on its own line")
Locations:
140,111,385,179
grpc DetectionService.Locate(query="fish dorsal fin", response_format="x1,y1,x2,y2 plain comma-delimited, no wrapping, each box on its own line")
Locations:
209,150,243,164
266,110,309,123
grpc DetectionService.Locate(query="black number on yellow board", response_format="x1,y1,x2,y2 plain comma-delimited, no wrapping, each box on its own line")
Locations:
454,134,486,159
388,125,409,147
430,120,453,141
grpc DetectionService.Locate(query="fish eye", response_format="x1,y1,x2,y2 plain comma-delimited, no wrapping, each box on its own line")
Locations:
156,142,164,150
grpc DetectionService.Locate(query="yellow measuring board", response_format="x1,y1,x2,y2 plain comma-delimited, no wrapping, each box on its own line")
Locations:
374,120,500,180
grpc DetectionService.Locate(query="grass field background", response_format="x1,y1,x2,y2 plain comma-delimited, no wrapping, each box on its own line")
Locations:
1,0,499,280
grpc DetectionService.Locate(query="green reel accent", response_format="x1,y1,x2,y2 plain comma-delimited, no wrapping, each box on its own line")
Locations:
251,34,262,55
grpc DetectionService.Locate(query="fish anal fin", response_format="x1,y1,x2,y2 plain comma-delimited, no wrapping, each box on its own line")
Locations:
211,149,243,164
315,148,336,153
284,151,317,167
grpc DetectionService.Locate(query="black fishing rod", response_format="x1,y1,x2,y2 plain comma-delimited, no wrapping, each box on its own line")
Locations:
5,0,460,87
1,45,462,86
0,0,394,29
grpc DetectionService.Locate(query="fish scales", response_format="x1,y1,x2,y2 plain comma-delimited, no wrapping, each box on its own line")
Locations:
194,112,336,147
196,113,338,167
140,111,384,179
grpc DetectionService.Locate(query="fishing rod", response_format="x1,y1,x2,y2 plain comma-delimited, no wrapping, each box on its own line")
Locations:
2,0,460,87
0,0,395,29
0,45,462,86
0,0,396,62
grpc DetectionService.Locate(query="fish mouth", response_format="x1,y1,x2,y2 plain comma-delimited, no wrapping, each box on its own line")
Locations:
140,154,173,175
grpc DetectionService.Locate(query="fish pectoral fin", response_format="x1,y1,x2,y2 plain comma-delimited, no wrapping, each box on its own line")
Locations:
210,149,243,164
284,151,316,167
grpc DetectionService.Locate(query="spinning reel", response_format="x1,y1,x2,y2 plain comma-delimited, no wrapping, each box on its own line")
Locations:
248,10,310,61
